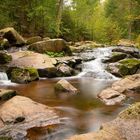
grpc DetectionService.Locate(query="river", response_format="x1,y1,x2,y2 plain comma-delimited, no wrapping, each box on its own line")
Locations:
0,47,136,140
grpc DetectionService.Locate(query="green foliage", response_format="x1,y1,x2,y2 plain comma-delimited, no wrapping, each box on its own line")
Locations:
45,51,65,57
0,0,139,43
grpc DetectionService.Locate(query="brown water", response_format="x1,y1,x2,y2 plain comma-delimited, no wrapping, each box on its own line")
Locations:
0,77,130,140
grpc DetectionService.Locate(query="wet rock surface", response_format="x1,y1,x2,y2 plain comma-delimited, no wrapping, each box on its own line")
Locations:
98,88,126,105
0,96,67,140
98,74,140,105
68,102,140,140
55,79,79,94
103,52,127,63
112,47,140,58
7,51,82,80
7,67,39,84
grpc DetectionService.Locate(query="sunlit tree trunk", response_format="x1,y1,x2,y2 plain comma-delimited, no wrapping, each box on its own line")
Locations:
56,0,63,37
128,0,132,40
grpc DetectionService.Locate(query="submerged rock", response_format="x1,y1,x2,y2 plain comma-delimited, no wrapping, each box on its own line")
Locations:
0,27,26,46
68,102,140,140
29,38,72,55
7,67,39,84
0,96,63,139
0,89,16,101
55,79,78,94
0,51,12,64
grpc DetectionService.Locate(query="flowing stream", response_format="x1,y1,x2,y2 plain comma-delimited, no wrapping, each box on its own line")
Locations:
0,47,136,140
0,72,8,81
78,47,118,80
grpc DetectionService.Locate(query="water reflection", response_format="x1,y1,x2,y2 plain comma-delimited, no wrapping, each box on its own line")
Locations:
0,77,131,140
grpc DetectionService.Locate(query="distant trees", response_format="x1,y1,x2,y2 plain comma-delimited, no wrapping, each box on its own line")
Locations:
0,0,139,43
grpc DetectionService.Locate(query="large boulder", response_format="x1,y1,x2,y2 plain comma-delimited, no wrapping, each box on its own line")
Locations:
9,51,81,78
7,67,39,84
0,27,26,46
103,52,127,63
29,39,72,55
55,79,78,94
0,51,12,64
107,59,140,77
0,96,63,139
26,36,42,45
68,102,140,140
112,47,140,58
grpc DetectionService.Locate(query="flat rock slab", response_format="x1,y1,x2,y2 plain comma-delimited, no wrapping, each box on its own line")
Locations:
98,74,140,105
0,89,16,101
68,103,140,140
0,96,63,139
9,51,81,69
98,88,126,105
9,51,56,69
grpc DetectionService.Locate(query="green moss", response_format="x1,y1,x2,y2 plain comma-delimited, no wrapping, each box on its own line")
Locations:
10,67,39,83
119,59,140,68
55,84,64,91
119,102,140,120
117,59,140,76
45,51,65,57
0,53,12,64
25,67,39,77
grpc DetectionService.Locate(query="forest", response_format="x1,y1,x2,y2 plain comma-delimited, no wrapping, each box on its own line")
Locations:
0,0,140,44
0,0,140,140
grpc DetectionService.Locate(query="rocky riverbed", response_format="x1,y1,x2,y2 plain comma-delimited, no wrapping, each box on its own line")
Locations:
0,27,140,140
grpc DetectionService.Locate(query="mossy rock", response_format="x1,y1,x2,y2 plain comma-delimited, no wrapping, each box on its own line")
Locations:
8,67,39,84
119,102,140,120
0,51,12,64
103,52,127,63
118,59,140,76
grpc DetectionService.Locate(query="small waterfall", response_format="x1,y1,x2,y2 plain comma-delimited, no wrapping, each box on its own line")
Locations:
0,72,8,81
79,47,118,80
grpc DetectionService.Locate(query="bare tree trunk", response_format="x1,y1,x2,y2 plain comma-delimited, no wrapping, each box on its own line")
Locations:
128,0,132,40
56,0,63,37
